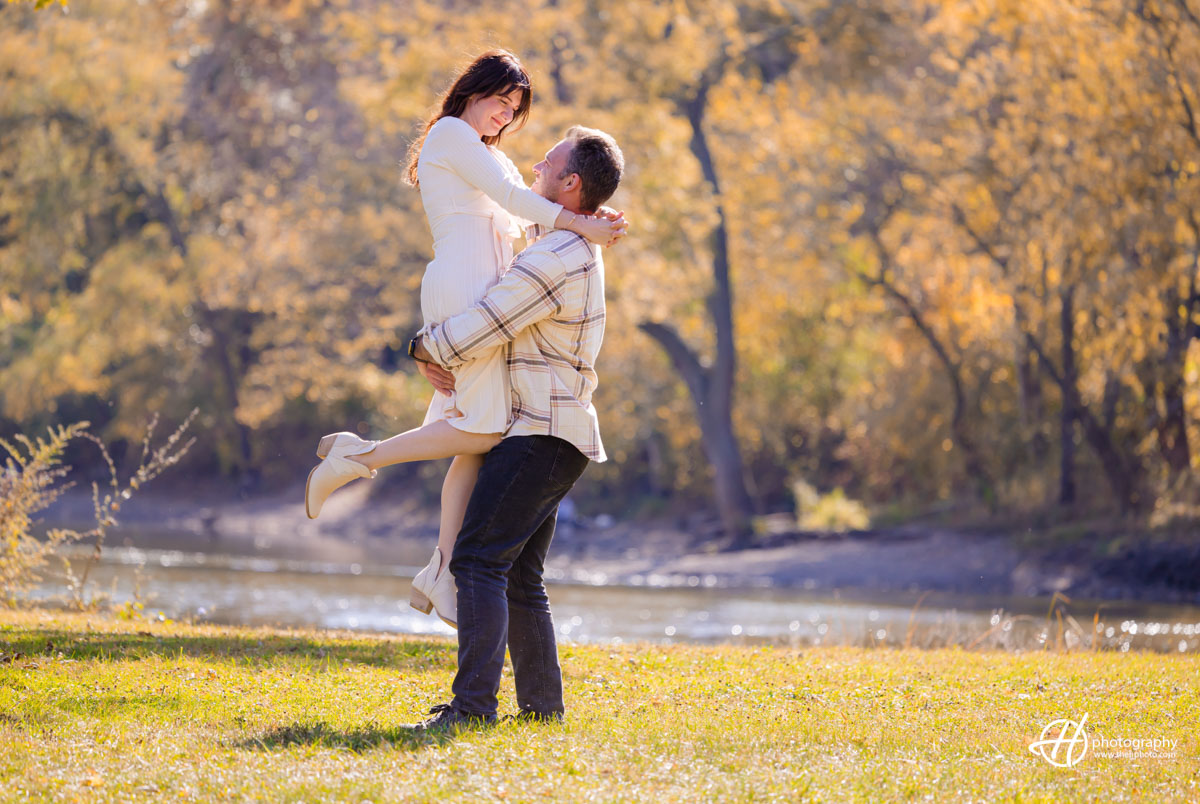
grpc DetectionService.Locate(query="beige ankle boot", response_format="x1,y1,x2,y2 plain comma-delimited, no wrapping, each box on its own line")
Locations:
304,432,379,519
410,548,457,628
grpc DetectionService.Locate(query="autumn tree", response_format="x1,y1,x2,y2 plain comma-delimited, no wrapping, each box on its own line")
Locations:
4,0,1199,532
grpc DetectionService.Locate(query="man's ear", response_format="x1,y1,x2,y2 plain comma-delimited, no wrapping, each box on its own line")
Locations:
562,172,581,192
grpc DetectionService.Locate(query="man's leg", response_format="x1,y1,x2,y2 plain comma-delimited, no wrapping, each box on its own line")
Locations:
448,436,588,718
507,505,568,719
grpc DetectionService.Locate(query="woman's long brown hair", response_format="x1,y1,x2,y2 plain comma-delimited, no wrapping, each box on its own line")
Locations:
404,49,533,187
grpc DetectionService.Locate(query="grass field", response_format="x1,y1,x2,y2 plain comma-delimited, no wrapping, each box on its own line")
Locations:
0,608,1196,802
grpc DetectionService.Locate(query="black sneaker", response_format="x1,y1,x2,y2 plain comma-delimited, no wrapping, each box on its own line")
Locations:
408,703,495,733
503,709,565,724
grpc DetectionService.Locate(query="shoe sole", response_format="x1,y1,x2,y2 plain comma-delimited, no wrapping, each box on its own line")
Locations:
315,433,339,459
307,434,348,518
410,590,458,629
304,464,319,519
410,590,433,615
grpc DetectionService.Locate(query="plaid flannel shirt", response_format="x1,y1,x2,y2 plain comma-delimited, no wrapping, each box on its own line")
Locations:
424,224,607,462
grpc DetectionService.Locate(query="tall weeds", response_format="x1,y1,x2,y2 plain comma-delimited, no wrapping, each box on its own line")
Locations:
0,410,197,606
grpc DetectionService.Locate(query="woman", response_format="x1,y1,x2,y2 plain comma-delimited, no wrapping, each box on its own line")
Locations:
303,50,624,628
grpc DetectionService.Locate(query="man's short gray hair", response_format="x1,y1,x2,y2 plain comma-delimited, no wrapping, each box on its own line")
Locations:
560,126,624,213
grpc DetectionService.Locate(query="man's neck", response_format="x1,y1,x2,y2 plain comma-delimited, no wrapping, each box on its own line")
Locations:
527,204,594,242
552,194,592,220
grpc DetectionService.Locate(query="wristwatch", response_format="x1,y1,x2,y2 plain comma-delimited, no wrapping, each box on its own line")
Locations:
407,334,425,361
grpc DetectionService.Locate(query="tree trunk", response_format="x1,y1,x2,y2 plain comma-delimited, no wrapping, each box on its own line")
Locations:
200,305,259,492
1014,306,1048,461
639,57,755,548
1157,288,1192,475
642,430,668,498
545,0,573,105
1075,401,1143,513
953,210,1143,512
862,234,995,506
702,408,755,539
638,321,754,547
1158,365,1191,476
1058,287,1077,505
1024,330,1145,514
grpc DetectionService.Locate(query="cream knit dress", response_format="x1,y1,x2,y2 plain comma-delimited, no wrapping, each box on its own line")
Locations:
415,116,564,433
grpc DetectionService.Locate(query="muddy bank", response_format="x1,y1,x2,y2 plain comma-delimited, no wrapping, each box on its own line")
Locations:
547,522,1200,605
39,487,1200,605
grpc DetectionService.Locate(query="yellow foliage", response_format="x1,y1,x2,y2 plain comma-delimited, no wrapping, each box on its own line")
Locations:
1,0,1198,512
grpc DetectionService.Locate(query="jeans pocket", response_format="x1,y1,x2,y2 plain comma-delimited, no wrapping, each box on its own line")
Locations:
547,439,588,492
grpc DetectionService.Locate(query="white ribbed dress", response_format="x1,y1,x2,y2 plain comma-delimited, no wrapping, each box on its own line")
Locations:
415,115,564,433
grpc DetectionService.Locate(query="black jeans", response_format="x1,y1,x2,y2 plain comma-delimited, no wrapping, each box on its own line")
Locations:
448,435,589,718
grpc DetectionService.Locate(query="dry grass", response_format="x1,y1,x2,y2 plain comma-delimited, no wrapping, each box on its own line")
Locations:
0,608,1196,802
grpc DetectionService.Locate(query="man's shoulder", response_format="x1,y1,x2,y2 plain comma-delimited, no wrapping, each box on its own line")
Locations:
522,229,600,270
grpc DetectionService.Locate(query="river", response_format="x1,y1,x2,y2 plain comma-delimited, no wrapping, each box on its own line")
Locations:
26,545,1200,653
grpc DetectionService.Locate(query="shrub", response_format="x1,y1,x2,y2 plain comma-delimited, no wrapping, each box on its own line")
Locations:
793,479,871,533
0,423,90,602
0,411,197,606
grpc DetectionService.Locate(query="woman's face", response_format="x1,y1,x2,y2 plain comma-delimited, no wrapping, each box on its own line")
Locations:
463,88,524,138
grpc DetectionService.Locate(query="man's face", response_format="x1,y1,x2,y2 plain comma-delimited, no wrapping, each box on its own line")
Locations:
531,139,574,203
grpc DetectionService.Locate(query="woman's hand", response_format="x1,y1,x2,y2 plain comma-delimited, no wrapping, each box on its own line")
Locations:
571,209,629,248
596,206,629,247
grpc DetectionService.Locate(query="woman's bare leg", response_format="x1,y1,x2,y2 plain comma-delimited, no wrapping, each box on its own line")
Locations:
348,419,501,473
436,454,483,574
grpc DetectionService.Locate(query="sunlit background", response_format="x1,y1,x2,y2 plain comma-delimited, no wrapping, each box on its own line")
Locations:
4,0,1200,645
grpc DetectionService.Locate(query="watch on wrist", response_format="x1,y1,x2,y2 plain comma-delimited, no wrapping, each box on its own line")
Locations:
407,335,424,361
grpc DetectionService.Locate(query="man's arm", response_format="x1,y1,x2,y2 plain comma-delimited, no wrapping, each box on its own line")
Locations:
417,251,568,369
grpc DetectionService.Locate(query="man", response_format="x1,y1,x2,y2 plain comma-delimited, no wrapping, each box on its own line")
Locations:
405,126,625,729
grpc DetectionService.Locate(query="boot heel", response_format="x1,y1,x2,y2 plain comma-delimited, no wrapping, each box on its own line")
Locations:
316,434,339,459
410,590,433,615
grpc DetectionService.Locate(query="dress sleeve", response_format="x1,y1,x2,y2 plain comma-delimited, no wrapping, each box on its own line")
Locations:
492,149,538,230
432,117,563,229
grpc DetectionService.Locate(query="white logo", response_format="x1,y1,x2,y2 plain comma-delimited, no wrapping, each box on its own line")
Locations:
1029,714,1089,768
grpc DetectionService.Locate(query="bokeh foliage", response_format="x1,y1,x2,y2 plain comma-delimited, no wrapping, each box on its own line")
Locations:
2,0,1198,524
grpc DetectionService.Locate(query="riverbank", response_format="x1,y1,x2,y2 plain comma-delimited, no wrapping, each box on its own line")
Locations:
40,486,1200,605
1,608,1196,802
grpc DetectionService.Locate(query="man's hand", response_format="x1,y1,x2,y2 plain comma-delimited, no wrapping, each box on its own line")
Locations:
411,335,455,394
416,359,456,395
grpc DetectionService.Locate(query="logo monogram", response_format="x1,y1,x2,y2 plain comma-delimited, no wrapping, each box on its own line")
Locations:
1029,713,1089,768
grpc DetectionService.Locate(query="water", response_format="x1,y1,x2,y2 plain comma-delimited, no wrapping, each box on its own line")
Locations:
27,545,1200,653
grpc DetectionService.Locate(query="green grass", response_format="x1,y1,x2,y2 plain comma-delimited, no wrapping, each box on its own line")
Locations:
0,609,1196,802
